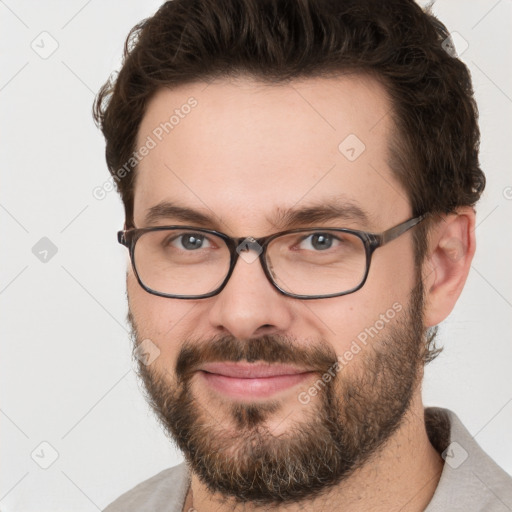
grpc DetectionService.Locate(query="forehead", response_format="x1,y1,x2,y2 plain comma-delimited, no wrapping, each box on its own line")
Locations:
133,74,410,233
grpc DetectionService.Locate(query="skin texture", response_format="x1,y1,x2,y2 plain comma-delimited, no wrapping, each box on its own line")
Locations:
126,74,476,511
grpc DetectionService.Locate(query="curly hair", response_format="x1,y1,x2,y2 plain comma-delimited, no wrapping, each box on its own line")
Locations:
93,0,485,363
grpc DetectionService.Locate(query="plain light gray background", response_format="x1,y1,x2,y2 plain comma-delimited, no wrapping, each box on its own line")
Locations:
1,1,511,511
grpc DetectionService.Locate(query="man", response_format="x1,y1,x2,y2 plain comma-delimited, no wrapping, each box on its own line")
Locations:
94,0,512,510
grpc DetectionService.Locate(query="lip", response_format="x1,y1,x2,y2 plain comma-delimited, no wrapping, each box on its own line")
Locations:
199,362,312,378
197,362,315,399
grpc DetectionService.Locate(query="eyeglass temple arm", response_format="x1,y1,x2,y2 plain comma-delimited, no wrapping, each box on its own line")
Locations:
377,214,427,246
118,231,128,246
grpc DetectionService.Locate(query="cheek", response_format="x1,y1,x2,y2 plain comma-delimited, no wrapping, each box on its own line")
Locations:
306,296,395,353
367,231,418,296
127,271,192,366
304,247,416,356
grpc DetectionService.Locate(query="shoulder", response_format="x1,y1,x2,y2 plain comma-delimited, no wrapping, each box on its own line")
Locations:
425,407,512,511
103,461,190,512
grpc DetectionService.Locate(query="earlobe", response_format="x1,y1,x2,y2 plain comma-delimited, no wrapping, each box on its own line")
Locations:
422,208,476,328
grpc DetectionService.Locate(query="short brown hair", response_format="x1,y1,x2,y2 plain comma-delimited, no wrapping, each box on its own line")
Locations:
94,0,484,271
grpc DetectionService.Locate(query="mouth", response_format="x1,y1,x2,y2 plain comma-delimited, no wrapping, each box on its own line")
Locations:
197,362,316,399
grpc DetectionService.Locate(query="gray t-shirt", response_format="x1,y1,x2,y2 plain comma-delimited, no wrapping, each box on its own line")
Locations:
104,407,512,511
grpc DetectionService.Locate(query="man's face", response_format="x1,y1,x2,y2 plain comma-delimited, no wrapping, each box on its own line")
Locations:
127,75,426,504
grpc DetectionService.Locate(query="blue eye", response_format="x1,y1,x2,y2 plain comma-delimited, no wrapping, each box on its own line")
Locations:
299,233,339,251
171,233,213,251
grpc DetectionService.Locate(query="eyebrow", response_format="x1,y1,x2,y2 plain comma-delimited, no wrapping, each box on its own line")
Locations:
143,199,372,231
269,201,371,230
144,202,218,227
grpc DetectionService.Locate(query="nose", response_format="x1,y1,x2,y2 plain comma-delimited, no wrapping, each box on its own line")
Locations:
207,247,295,340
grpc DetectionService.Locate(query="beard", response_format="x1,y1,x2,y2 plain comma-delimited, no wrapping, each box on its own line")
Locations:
129,277,426,507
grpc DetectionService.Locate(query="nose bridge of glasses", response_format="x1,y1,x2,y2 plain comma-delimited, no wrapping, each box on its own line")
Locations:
232,235,266,266
212,235,272,295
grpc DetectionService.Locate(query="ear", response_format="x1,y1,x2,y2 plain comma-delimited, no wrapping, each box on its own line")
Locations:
421,207,476,328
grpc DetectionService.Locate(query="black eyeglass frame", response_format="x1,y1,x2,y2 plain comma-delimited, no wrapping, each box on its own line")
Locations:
118,214,426,300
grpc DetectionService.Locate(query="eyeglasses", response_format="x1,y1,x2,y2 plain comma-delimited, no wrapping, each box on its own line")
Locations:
118,214,426,300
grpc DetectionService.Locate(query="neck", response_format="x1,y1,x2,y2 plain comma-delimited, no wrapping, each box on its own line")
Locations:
183,393,444,512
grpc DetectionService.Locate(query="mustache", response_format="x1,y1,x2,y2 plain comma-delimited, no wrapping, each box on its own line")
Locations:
174,334,338,383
